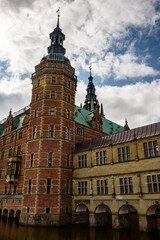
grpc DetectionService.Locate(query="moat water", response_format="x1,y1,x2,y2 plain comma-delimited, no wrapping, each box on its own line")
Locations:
0,219,160,240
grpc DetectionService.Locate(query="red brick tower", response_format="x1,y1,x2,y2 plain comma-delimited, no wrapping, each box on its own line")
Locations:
20,13,77,225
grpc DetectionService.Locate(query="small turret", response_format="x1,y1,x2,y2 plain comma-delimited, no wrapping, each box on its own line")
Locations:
124,119,130,131
83,66,99,111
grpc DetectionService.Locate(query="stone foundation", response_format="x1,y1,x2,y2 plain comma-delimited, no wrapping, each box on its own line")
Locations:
20,213,60,226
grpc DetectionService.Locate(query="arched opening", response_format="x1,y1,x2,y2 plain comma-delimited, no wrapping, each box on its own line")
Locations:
118,205,139,229
2,209,8,222
15,210,21,222
75,204,89,224
9,209,14,219
95,204,112,228
0,209,2,219
147,204,160,231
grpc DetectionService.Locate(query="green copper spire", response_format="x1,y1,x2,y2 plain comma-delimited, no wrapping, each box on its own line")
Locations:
83,66,99,111
41,9,70,65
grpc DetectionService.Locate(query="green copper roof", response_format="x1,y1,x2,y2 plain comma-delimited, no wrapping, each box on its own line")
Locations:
75,105,124,134
0,194,23,199
0,105,124,137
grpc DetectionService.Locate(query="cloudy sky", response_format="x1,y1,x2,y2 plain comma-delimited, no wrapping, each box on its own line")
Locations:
0,0,160,128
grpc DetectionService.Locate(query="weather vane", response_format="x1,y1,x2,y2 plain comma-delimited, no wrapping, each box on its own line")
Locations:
89,65,92,76
56,7,60,17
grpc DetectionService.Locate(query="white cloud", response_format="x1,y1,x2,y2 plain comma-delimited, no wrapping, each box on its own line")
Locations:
76,79,160,128
0,0,159,125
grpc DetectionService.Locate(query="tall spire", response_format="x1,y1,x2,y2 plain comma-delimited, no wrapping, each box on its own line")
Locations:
83,66,99,111
56,8,60,28
40,10,70,65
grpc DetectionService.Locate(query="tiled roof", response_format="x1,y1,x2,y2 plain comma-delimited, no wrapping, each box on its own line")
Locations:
75,122,160,153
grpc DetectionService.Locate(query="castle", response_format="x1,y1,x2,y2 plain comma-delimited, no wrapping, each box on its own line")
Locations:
0,15,160,232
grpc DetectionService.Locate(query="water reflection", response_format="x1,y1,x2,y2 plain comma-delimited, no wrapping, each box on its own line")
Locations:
0,218,159,240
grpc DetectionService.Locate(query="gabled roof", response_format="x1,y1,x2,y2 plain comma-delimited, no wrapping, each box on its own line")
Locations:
75,105,124,134
0,106,29,137
75,122,160,153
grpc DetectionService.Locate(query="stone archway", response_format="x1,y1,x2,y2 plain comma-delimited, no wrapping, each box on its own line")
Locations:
118,204,139,229
2,209,8,222
9,209,14,219
147,204,160,231
95,204,112,228
75,204,89,224
15,210,21,222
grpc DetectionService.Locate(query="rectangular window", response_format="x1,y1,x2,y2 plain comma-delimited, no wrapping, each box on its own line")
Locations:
143,141,159,158
8,148,12,157
33,126,36,139
78,154,87,168
17,145,21,155
27,207,30,213
76,126,83,135
10,134,13,143
66,179,70,194
119,177,133,194
67,95,70,103
35,109,38,118
51,91,55,99
4,185,7,194
67,110,70,119
52,77,56,84
49,125,54,137
48,152,52,167
67,128,70,140
31,153,34,167
28,179,32,194
1,150,4,160
67,154,70,168
3,136,6,145
78,181,87,195
50,107,54,115
118,147,130,162
97,180,108,195
36,93,39,101
147,175,160,193
37,79,40,86
68,80,70,89
96,151,107,165
47,179,51,194
14,185,16,194
0,168,2,179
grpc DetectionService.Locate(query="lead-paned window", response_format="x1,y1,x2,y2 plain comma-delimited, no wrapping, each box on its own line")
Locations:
50,107,54,115
78,181,87,195
120,177,133,194
31,153,34,167
48,152,52,167
97,180,108,195
33,126,36,139
49,125,54,137
78,154,87,168
47,179,51,194
143,141,159,158
52,77,56,84
51,91,55,99
118,146,130,162
147,175,160,193
96,151,106,165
